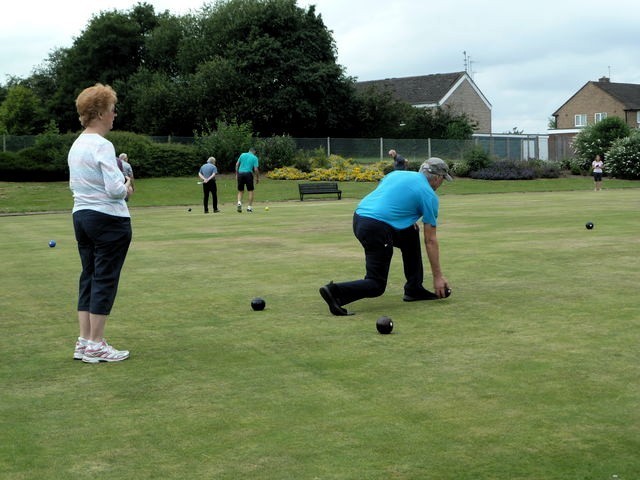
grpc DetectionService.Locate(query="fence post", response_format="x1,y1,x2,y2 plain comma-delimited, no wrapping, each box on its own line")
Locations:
380,138,383,160
427,138,431,158
326,137,330,157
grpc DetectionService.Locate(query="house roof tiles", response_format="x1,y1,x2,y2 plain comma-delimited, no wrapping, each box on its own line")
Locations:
356,72,467,105
596,82,640,110
553,79,640,115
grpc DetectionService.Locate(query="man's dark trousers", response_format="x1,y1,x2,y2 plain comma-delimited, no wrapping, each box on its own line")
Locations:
331,213,424,306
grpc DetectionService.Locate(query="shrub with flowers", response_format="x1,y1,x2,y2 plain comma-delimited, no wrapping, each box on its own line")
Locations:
604,130,640,179
572,117,631,171
267,155,385,182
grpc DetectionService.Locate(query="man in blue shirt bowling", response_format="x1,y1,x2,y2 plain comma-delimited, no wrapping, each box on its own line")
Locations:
320,157,452,316
235,148,260,213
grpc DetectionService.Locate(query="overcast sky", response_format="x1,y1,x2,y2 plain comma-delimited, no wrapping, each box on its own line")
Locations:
2,0,638,134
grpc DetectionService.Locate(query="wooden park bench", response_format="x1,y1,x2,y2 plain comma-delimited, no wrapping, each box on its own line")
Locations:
298,182,342,201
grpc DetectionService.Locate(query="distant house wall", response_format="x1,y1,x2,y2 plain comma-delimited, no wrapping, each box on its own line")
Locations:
554,82,632,129
442,80,492,133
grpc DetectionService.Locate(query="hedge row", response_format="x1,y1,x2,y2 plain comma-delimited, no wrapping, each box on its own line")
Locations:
0,131,203,181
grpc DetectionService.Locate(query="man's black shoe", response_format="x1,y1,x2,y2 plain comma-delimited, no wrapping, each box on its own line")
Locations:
403,289,440,302
319,283,353,316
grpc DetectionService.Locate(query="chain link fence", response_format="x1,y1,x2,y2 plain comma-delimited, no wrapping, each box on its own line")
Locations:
292,135,549,162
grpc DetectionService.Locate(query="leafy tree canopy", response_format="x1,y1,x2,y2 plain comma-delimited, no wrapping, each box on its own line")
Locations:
2,0,475,140
0,84,46,135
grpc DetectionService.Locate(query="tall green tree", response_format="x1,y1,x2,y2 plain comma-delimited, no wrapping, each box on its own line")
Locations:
391,105,475,139
350,85,407,137
184,0,356,136
5,0,476,139
143,12,188,77
0,84,46,135
47,3,161,131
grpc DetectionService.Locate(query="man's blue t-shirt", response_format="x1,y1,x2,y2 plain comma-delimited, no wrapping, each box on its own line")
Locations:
355,171,439,229
237,151,259,173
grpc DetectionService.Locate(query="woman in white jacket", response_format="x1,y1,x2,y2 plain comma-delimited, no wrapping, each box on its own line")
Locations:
68,83,133,364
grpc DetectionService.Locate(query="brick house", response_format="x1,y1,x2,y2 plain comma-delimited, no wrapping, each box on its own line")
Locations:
356,72,492,134
549,77,640,159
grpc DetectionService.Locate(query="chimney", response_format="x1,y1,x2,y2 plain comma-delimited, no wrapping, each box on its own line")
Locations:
598,76,610,83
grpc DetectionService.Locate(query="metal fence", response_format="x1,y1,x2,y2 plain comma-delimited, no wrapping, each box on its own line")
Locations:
1,133,551,161
293,135,549,162
1,135,37,152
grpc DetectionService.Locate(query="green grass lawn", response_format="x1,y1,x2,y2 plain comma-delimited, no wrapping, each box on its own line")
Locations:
2,174,639,214
1,178,639,479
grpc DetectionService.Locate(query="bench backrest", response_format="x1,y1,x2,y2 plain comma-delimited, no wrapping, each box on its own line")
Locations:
298,182,339,192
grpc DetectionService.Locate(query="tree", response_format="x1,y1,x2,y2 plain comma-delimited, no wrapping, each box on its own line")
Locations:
395,106,475,140
5,0,475,139
45,3,161,132
0,85,46,135
350,85,407,137
123,69,183,136
184,0,356,136
143,12,188,77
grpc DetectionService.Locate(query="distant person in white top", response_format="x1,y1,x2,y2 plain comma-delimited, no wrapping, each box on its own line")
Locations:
117,153,134,201
591,154,604,191
67,83,132,364
118,153,136,202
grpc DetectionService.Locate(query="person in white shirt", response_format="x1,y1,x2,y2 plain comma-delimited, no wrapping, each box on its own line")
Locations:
591,154,604,191
118,153,134,201
68,83,133,363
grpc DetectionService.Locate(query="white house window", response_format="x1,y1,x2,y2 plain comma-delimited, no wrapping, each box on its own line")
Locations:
595,112,607,123
574,114,587,127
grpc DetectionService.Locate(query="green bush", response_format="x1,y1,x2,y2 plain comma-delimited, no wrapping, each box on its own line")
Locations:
451,161,471,177
529,159,562,178
558,157,586,175
7,131,78,181
605,130,640,179
107,131,154,174
381,159,423,175
137,143,201,178
308,147,330,169
406,160,423,171
292,153,312,173
572,117,631,170
0,151,34,181
105,131,201,178
255,135,297,171
194,121,254,173
463,146,492,172
0,130,203,180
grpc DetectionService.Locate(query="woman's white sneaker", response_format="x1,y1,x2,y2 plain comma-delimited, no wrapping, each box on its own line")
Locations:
82,340,129,363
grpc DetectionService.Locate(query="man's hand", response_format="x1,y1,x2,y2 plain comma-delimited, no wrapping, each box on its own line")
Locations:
433,276,449,298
